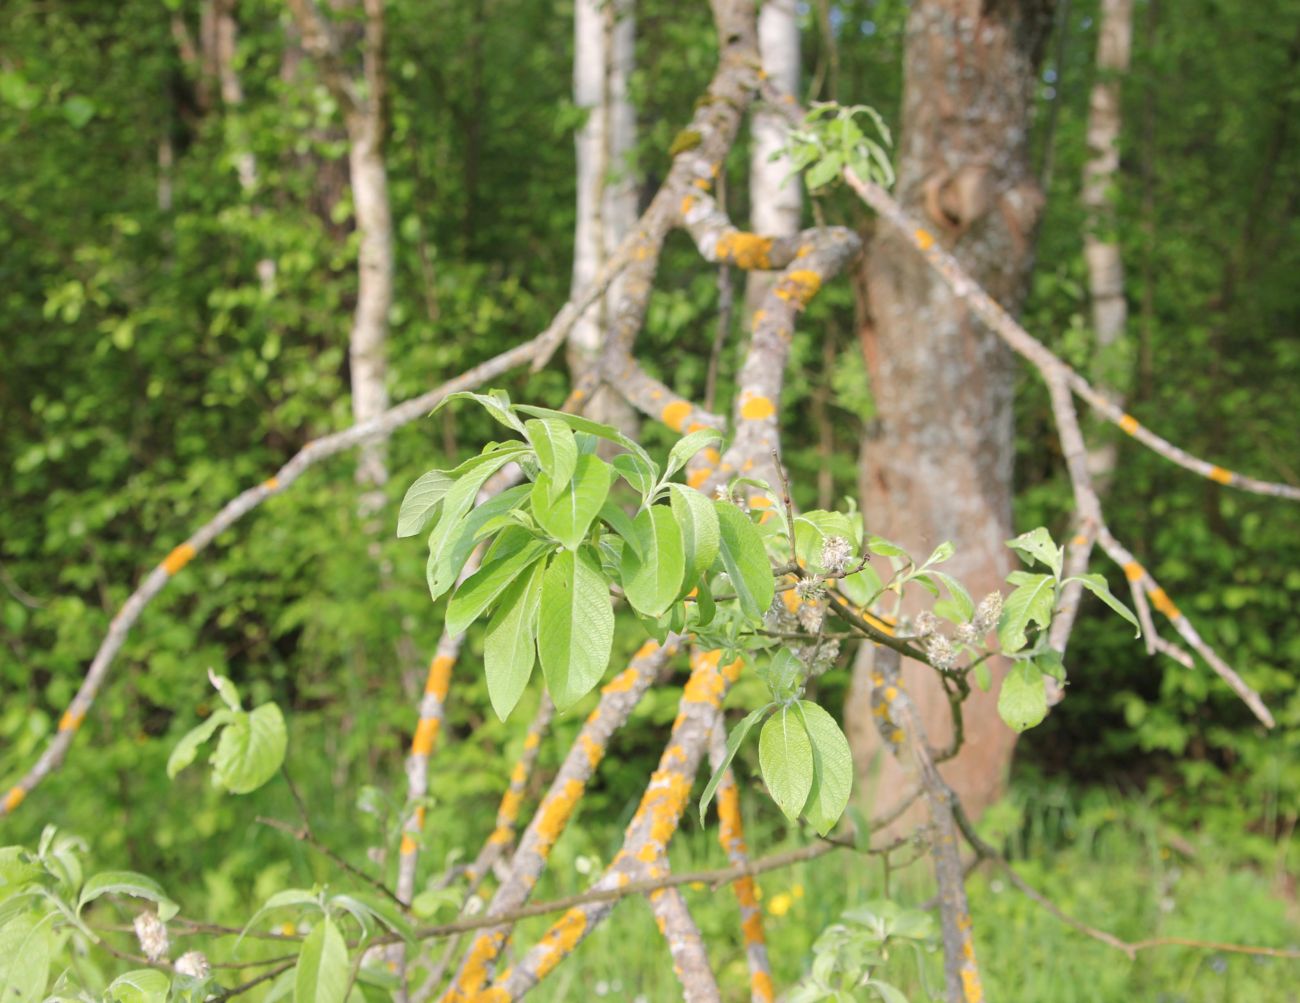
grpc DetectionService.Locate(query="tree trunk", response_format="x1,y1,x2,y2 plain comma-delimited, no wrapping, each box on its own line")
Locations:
569,0,637,429
745,0,801,314
846,0,1056,821
1082,0,1133,482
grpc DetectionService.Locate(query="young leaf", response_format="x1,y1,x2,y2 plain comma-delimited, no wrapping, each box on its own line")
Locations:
698,705,771,823
78,871,178,921
396,469,453,538
714,500,776,622
997,572,1056,654
105,969,169,1003
524,417,577,501
1006,527,1063,578
484,558,546,721
212,703,287,795
513,405,655,469
537,550,614,709
433,389,526,434
973,661,992,692
611,452,658,498
294,916,349,1003
796,701,853,836
426,455,529,600
597,500,640,556
998,662,1048,733
921,540,955,568
208,671,242,712
758,706,814,822
166,709,234,779
444,530,551,635
1065,573,1141,637
531,454,612,551
927,571,974,622
619,505,686,617
664,428,723,481
668,484,720,591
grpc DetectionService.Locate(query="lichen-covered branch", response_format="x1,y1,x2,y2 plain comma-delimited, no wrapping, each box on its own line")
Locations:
648,884,723,1003
868,647,982,1003
439,639,676,1001
707,722,774,1003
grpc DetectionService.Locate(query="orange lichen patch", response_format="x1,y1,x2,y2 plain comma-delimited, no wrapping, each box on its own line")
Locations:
426,654,455,696
871,672,885,687
716,784,745,849
487,825,513,846
161,542,196,576
3,786,25,812
641,770,694,849
687,422,711,435
399,832,418,856
535,778,585,852
1118,413,1140,435
1123,561,1145,582
579,734,605,769
683,666,728,707
914,228,935,251
263,476,280,491
1148,587,1181,620
716,232,774,270
961,968,984,1003
884,686,898,703
524,731,541,751
889,728,905,746
872,701,890,719
741,909,765,945
740,395,776,421
775,269,822,306
510,761,529,786
749,495,773,509
680,196,696,217
58,709,84,732
410,717,441,757
687,467,712,489
634,639,661,660
752,970,776,1002
733,876,759,912
661,400,692,431
751,309,766,331
650,388,663,401
1208,465,1234,485
1072,533,1088,547
449,930,502,999
603,668,640,696
780,590,802,614
863,611,896,636
702,447,722,465
693,177,711,190
534,908,588,979
796,243,813,259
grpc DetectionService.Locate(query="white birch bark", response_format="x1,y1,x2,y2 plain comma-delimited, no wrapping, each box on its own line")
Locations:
569,0,637,428
1083,0,1133,479
745,0,802,313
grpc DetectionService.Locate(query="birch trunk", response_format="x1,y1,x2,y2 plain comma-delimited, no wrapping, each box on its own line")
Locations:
1082,0,1133,481
846,0,1056,821
569,0,637,430
745,0,802,313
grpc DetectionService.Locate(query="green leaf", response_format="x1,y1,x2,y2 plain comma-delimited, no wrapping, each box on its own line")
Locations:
330,892,416,945
714,500,775,622
927,572,974,622
698,706,771,826
513,405,654,469
166,709,234,779
426,453,529,600
106,969,169,1003
611,452,658,497
531,454,612,550
796,701,853,836
619,506,685,617
524,417,578,501
445,530,551,635
209,672,242,712
396,469,454,538
294,916,349,1003
866,535,909,559
758,706,814,821
921,540,955,567
538,550,614,709
998,662,1048,732
78,871,178,920
434,389,526,433
212,703,287,795
973,661,992,692
997,572,1057,654
1066,573,1141,637
484,558,546,720
668,484,720,593
1006,527,1063,577
664,428,723,481
794,511,857,572
692,576,716,627
597,500,640,556
804,150,844,190
0,915,50,1003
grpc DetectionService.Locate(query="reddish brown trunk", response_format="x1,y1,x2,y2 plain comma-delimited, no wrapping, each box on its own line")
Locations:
847,0,1055,820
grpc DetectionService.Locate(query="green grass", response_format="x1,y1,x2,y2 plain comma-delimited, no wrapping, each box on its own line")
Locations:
490,781,1300,1002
